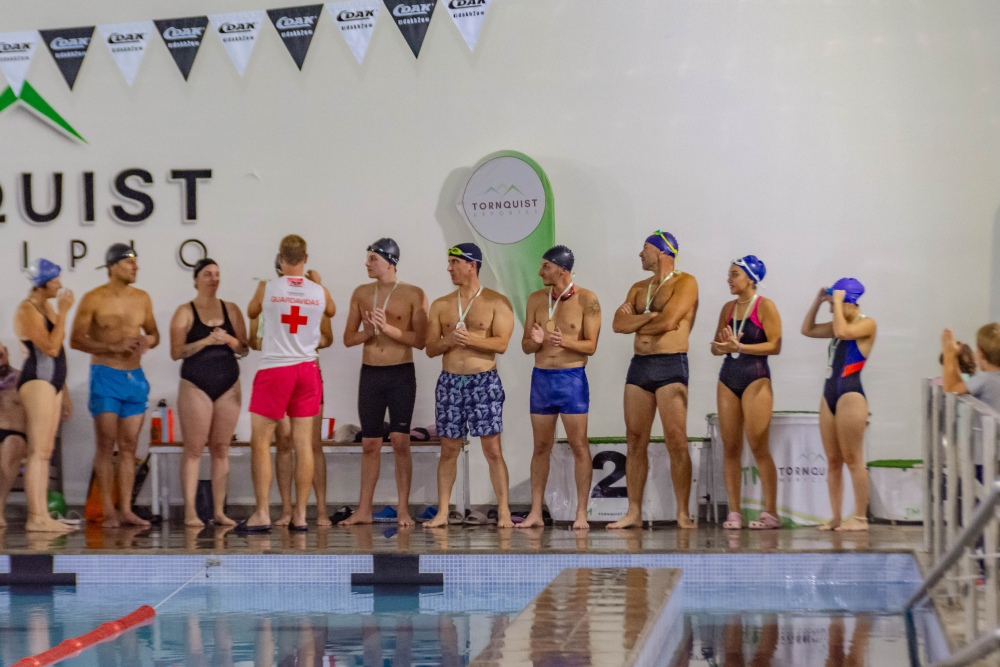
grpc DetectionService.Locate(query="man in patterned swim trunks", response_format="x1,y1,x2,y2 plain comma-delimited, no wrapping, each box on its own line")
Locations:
423,243,515,529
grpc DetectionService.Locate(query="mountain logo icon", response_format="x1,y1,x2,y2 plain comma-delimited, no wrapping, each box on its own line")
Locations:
481,183,524,198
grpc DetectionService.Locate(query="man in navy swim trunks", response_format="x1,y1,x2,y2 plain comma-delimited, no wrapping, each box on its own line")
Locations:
519,246,602,531
610,231,699,530
71,243,159,527
423,243,515,529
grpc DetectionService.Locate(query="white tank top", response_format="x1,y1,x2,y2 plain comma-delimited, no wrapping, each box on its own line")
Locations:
258,276,325,370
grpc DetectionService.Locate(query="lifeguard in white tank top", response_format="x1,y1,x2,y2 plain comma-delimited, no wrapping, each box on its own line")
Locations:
259,276,325,369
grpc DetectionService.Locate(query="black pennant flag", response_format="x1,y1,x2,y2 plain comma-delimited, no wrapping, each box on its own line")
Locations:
40,26,94,90
267,5,323,70
154,16,208,80
384,0,437,58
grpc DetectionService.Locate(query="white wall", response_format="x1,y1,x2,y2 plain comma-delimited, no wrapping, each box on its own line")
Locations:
1,0,998,505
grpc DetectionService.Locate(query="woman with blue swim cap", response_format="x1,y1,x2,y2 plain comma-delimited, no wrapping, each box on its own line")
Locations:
711,255,782,530
801,277,877,532
12,258,75,533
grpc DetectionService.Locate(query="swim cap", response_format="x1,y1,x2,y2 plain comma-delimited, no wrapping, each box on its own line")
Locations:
27,258,61,287
448,242,482,267
542,245,574,272
193,258,217,278
98,243,137,269
827,277,865,304
645,230,678,257
732,255,766,284
367,238,400,266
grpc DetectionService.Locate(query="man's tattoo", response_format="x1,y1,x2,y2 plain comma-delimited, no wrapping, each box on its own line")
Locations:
586,298,601,316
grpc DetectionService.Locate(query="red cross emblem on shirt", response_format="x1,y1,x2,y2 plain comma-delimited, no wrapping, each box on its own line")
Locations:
281,306,309,334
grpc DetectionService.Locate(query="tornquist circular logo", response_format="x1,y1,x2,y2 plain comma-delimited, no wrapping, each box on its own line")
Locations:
462,156,546,244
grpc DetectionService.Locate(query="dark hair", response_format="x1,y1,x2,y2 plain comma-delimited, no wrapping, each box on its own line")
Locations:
940,342,977,376
193,258,218,278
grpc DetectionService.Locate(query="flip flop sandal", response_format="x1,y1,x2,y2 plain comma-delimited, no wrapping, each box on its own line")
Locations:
448,510,466,525
748,511,780,530
372,506,398,523
415,506,438,523
234,519,271,534
329,506,353,524
51,510,83,527
464,509,493,525
723,512,743,530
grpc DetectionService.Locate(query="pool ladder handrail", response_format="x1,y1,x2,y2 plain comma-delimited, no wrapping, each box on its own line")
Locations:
905,475,1000,667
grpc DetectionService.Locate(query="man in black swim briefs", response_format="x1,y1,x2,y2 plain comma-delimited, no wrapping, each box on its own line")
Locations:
0,342,28,529
609,231,699,530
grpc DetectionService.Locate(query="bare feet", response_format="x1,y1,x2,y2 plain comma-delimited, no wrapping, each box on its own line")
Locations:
25,516,74,533
185,515,205,528
213,514,237,527
102,514,121,528
678,515,697,530
119,510,151,527
338,510,373,526
834,516,869,532
397,511,414,528
316,515,332,527
423,513,448,528
0,515,6,528
572,514,590,531
818,519,841,531
274,513,292,527
517,511,545,529
496,511,513,529
243,510,271,529
607,512,643,529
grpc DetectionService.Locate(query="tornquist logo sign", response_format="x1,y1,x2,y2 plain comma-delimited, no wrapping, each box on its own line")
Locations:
219,22,257,33
338,10,376,22
276,16,316,29
393,3,433,17
50,36,90,50
449,0,485,7
163,26,205,40
462,156,546,244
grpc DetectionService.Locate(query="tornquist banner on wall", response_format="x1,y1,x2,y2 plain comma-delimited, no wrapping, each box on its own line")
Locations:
209,11,265,76
97,22,154,87
155,16,209,80
0,31,40,96
325,0,381,65
384,0,437,58
39,26,94,90
443,0,490,52
268,5,323,70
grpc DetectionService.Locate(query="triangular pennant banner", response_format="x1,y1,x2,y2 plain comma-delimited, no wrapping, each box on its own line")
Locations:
209,11,265,76
0,31,40,96
97,22,154,87
384,0,436,57
154,16,209,80
325,1,381,65
40,26,94,90
267,5,323,70
444,0,489,51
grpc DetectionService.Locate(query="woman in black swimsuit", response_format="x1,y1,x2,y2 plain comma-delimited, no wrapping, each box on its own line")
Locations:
13,258,75,533
711,256,782,530
169,259,249,527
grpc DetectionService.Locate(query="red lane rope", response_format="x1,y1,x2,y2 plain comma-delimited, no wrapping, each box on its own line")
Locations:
13,605,156,667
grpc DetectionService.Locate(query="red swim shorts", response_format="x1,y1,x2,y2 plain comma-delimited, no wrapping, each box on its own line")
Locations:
249,361,322,420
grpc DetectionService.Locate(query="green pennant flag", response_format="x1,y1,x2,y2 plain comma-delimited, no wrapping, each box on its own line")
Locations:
458,150,554,323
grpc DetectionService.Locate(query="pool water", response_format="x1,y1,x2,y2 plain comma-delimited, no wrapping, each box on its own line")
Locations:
0,582,941,666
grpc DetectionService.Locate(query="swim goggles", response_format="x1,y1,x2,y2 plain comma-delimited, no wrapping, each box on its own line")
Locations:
731,257,762,284
653,230,678,257
448,246,479,263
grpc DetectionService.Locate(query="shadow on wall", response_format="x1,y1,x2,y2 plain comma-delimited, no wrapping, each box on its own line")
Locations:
434,166,497,288
994,199,1000,321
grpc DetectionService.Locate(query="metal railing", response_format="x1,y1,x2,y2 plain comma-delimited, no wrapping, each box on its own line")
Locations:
913,380,1000,666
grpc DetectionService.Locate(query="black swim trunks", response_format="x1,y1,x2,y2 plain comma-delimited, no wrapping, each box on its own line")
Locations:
625,353,689,393
358,363,417,439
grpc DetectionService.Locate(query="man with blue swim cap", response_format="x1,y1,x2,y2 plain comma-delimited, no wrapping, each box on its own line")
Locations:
424,242,516,528
520,245,602,530
609,230,699,530
71,243,160,527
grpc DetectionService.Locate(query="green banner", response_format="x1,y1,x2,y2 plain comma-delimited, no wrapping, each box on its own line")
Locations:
458,150,554,323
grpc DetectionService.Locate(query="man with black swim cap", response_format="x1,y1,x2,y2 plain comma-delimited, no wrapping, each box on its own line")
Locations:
341,238,429,527
424,242,515,528
71,242,159,527
609,231,699,530
520,245,602,530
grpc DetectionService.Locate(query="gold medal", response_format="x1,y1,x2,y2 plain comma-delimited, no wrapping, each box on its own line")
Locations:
545,320,555,332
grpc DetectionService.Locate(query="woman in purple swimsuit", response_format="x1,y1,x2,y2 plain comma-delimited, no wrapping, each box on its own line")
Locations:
711,255,782,530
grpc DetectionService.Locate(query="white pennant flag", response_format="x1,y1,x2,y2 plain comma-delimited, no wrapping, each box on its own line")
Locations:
0,31,40,96
444,0,491,51
325,0,380,65
209,11,265,76
97,21,154,87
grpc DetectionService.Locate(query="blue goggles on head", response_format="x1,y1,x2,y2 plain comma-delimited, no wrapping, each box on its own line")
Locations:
732,257,763,284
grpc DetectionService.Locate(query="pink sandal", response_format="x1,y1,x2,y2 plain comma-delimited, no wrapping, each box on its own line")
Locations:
748,511,780,530
723,512,743,530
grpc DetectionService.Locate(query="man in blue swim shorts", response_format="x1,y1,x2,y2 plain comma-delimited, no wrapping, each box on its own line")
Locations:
423,243,515,529
71,243,160,527
519,246,602,531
